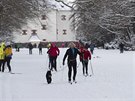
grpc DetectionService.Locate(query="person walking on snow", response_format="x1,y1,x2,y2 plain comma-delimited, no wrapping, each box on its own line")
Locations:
81,45,91,76
89,43,95,54
28,43,33,54
47,43,60,71
119,42,124,53
38,42,43,55
2,42,13,72
63,42,81,84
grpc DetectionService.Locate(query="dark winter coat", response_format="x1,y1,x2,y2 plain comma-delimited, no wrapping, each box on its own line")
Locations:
28,43,33,50
63,48,81,63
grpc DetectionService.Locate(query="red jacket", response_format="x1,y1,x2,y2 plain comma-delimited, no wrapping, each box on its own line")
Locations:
83,49,91,60
47,46,60,57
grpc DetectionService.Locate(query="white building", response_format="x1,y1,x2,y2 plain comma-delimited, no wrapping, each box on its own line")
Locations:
13,8,76,43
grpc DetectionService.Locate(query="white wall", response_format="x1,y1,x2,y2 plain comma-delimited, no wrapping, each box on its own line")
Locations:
13,9,76,43
57,10,76,41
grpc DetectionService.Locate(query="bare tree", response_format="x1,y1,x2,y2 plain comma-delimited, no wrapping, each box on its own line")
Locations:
72,0,135,47
0,0,48,41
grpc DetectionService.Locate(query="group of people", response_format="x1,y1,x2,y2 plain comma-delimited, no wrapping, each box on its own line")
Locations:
0,42,13,73
27,42,43,55
47,42,92,84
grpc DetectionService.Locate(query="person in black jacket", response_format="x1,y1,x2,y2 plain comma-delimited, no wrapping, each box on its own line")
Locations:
63,42,81,83
38,42,43,55
28,43,33,54
119,42,124,53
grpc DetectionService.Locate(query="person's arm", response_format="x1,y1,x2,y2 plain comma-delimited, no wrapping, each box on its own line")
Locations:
77,48,82,56
57,47,60,55
89,51,91,60
63,50,68,65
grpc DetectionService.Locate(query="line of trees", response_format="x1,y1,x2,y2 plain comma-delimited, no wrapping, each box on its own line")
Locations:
71,0,135,47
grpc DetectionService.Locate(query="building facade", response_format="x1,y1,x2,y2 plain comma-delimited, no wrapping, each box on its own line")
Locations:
13,9,76,43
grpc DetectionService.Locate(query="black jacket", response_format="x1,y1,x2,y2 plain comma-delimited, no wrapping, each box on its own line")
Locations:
63,48,81,63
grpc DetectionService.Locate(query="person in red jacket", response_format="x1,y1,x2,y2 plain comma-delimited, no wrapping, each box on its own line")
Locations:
82,45,91,76
47,43,60,71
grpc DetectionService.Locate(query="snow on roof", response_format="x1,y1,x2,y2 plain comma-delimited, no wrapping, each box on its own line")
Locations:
28,35,41,42
47,0,71,10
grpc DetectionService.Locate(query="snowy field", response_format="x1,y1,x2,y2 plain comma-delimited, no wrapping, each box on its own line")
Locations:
0,48,134,101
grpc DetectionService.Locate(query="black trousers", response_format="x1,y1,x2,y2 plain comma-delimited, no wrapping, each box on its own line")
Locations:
0,60,4,71
39,48,42,55
29,49,32,54
82,60,89,75
50,56,57,71
2,57,12,72
67,60,77,81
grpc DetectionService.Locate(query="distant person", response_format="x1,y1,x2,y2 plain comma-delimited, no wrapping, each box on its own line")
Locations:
38,42,43,55
63,42,81,84
89,43,95,54
47,43,60,71
61,43,65,48
15,43,20,52
47,43,51,49
2,42,13,72
119,42,124,53
102,42,105,49
28,43,33,54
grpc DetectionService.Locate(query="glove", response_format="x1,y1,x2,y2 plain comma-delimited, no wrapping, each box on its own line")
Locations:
63,61,65,65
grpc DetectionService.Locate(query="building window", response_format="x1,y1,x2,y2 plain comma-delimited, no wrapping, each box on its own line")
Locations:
63,29,67,35
42,25,47,30
43,39,46,41
22,30,27,35
41,15,47,20
61,15,66,20
31,30,37,35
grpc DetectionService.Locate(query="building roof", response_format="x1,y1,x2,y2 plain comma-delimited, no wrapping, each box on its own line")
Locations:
28,34,41,43
48,0,71,10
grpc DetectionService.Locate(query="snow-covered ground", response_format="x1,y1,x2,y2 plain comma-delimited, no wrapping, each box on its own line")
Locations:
0,48,134,101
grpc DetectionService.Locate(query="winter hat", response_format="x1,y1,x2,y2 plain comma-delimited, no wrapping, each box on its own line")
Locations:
6,42,11,46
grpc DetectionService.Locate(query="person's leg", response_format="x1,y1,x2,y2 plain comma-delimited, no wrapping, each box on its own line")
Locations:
68,61,72,82
85,61,88,75
53,56,57,71
50,57,54,71
0,60,2,71
6,58,11,72
73,61,77,81
82,61,85,75
2,60,6,72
